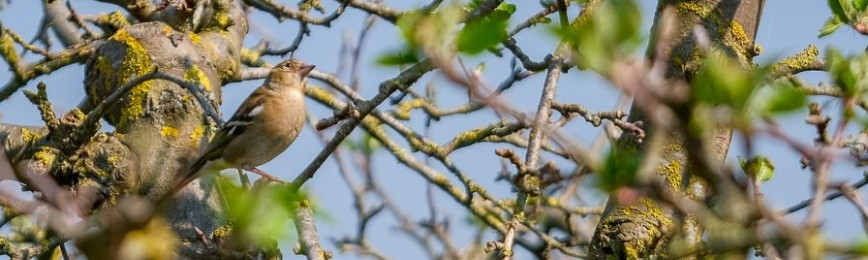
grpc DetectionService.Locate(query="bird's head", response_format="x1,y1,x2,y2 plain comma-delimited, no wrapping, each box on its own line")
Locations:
267,59,315,90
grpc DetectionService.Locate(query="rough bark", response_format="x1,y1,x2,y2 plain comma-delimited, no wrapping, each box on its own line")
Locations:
0,0,260,258
588,0,764,259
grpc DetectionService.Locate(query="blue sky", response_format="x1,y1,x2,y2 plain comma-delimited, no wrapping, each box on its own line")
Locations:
1,0,866,259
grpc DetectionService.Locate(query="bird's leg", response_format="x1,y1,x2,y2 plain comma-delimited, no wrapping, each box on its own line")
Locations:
237,168,251,188
249,167,280,182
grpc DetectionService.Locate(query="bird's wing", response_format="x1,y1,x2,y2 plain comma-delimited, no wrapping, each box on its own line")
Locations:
186,87,270,176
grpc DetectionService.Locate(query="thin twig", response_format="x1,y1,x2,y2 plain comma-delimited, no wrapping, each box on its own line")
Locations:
290,60,434,189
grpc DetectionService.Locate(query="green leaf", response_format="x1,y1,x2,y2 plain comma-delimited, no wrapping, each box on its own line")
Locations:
495,3,516,15
819,16,844,37
377,46,420,66
692,53,758,109
826,48,868,98
853,239,868,256
216,177,309,247
396,11,426,46
560,0,642,72
362,133,382,154
739,155,775,182
597,145,641,192
457,7,511,54
857,0,868,10
829,0,849,21
751,82,808,115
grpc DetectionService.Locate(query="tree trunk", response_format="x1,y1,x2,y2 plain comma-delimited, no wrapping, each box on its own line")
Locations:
0,0,266,258
589,0,764,258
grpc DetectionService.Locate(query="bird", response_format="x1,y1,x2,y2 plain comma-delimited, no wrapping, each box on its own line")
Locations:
170,59,314,196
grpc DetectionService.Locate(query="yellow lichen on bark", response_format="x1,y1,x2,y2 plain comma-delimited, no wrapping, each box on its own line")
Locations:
118,217,178,260
106,29,155,127
774,45,820,74
659,160,683,190
184,64,212,92
20,128,42,143
161,25,174,36
188,33,201,45
189,125,206,148
394,98,427,120
32,147,56,169
160,126,180,138
0,34,21,75
659,143,685,191
96,11,130,28
729,22,750,48
613,198,674,259
240,48,265,67
675,2,712,17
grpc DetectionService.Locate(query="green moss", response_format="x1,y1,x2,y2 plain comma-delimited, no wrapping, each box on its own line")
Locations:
107,29,155,127
184,64,212,92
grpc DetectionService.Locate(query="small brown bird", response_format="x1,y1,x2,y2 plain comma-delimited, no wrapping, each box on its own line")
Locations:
173,59,313,193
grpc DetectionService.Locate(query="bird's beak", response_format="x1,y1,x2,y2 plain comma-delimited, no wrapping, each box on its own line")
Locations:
299,64,315,77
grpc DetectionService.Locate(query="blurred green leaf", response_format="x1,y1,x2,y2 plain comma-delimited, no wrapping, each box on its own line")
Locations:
495,2,517,16
853,239,868,256
457,17,508,54
396,11,426,46
819,16,844,37
750,81,808,115
693,52,759,109
739,155,775,182
377,46,421,66
457,3,514,55
558,0,642,72
362,133,382,154
466,0,515,15
827,48,868,98
216,177,309,247
857,0,868,10
597,145,641,192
